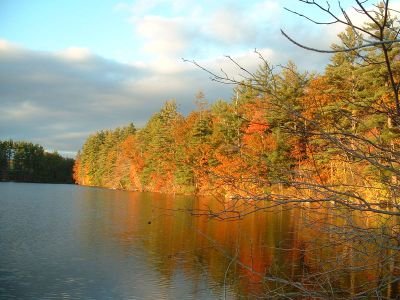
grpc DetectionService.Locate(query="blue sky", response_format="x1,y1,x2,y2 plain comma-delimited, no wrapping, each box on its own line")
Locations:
1,0,353,62
0,0,389,156
1,0,136,61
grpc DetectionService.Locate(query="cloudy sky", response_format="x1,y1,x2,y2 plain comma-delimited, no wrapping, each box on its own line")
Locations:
0,0,379,156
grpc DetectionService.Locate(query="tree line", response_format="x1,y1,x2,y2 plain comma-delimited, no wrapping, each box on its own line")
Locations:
0,140,74,183
74,33,400,202
73,1,400,297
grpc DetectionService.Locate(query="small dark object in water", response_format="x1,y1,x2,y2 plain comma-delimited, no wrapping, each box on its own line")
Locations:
148,221,152,224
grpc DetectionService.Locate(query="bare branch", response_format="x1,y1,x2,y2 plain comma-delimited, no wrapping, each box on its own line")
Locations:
281,29,400,53
284,7,339,25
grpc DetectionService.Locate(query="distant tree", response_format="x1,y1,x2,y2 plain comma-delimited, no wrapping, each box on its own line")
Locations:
0,139,74,183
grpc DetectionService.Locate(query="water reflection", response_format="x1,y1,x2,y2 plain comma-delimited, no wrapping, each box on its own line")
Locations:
1,183,399,299
77,190,309,298
94,192,399,298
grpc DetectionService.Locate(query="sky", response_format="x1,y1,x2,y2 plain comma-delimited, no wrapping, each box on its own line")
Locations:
0,0,391,157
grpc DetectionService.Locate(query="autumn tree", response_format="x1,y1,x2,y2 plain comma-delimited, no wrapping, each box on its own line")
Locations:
72,2,400,296
179,1,400,297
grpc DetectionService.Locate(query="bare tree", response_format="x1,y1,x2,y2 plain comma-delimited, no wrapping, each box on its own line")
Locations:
185,1,400,298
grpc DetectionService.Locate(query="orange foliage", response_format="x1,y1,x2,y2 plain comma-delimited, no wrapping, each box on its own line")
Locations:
301,76,334,119
72,157,81,184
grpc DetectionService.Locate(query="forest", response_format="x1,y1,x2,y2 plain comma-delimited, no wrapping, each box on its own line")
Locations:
73,24,400,201
0,140,74,183
73,2,400,297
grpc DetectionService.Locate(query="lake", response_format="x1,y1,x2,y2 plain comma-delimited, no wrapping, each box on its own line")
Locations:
0,182,397,299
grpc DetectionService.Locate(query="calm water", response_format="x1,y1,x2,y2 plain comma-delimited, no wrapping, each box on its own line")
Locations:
1,182,381,299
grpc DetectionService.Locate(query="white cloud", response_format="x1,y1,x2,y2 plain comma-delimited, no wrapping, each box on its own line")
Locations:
119,0,286,63
203,8,254,45
57,47,92,61
0,39,16,51
124,74,187,96
5,0,389,155
0,40,232,153
197,48,277,80
134,15,188,56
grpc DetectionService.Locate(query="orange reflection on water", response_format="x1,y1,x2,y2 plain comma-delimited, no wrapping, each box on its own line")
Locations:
83,190,400,298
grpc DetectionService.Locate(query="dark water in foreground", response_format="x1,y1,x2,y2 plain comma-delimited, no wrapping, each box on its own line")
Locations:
2,182,384,299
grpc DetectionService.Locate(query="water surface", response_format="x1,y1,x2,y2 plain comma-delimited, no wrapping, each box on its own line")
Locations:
0,182,356,299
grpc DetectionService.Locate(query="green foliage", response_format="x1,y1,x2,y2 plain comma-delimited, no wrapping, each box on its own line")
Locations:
138,100,181,187
0,140,74,183
77,122,138,187
74,18,400,199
